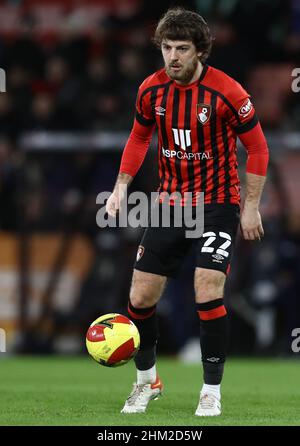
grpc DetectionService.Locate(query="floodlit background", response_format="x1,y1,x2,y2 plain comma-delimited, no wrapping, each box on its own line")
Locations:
0,0,299,360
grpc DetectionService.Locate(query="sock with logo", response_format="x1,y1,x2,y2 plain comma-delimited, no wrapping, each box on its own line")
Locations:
196,299,229,385
128,301,159,374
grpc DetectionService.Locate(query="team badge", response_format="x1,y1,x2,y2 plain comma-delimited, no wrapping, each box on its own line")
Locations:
136,245,145,262
197,104,211,124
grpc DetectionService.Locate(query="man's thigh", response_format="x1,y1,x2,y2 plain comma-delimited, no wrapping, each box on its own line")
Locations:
134,224,193,278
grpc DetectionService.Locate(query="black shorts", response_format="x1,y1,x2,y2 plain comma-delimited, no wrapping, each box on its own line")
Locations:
134,203,240,277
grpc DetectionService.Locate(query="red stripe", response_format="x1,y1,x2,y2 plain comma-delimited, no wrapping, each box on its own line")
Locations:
178,88,187,198
128,305,155,320
215,96,226,203
198,305,227,321
203,89,213,203
192,86,201,204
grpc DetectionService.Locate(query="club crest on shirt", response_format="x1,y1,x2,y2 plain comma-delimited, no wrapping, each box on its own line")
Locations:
136,245,145,262
197,104,211,124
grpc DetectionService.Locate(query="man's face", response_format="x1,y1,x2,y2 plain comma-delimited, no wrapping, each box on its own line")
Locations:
162,39,201,84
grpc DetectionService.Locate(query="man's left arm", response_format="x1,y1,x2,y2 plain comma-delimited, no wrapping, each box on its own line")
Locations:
238,122,269,241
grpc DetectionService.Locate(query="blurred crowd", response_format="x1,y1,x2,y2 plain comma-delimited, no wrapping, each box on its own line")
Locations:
0,0,299,139
0,0,300,356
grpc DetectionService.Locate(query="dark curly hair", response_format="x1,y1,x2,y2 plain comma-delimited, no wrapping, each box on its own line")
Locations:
153,7,213,63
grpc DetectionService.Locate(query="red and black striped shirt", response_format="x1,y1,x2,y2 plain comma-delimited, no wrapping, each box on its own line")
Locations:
120,64,269,205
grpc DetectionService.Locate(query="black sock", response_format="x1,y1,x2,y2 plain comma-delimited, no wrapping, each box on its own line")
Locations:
128,301,158,370
197,299,229,385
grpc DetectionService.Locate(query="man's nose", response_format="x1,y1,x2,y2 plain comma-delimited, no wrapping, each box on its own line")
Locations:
170,49,178,61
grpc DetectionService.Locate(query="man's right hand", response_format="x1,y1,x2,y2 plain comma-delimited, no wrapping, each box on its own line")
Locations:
106,183,128,217
106,191,120,217
106,173,133,217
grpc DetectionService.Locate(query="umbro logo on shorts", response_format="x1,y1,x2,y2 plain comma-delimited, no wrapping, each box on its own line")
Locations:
212,253,224,262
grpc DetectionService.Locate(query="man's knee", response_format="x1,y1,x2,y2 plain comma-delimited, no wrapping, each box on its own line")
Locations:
129,292,154,309
194,267,226,303
129,269,167,308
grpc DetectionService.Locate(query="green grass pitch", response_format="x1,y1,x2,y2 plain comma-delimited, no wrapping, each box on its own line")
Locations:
0,356,299,426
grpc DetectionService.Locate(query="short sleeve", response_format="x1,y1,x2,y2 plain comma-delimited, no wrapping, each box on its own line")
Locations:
224,81,259,135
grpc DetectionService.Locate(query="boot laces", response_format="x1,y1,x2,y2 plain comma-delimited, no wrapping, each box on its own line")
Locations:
200,394,217,409
126,383,149,406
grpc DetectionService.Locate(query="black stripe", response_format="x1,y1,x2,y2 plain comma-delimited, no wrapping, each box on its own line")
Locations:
156,88,165,191
221,121,231,202
159,83,172,193
150,87,159,115
233,114,259,134
135,110,155,126
140,81,172,113
184,89,194,195
171,88,182,192
209,92,219,201
196,298,224,311
149,87,161,189
197,86,206,196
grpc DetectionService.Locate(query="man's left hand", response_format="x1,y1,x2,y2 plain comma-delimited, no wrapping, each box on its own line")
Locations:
240,206,264,241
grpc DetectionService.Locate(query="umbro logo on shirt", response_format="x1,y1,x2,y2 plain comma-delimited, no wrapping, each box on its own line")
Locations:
155,106,166,116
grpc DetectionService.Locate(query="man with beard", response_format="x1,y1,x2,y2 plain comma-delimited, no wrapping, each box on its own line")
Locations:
106,7,269,416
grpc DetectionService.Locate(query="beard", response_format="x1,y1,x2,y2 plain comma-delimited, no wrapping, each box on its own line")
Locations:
166,55,199,84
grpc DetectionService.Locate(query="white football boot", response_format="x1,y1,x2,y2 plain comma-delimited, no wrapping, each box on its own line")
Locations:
121,376,163,414
195,393,221,416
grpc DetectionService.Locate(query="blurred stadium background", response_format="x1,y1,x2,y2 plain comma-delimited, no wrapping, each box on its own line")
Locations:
0,0,299,362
